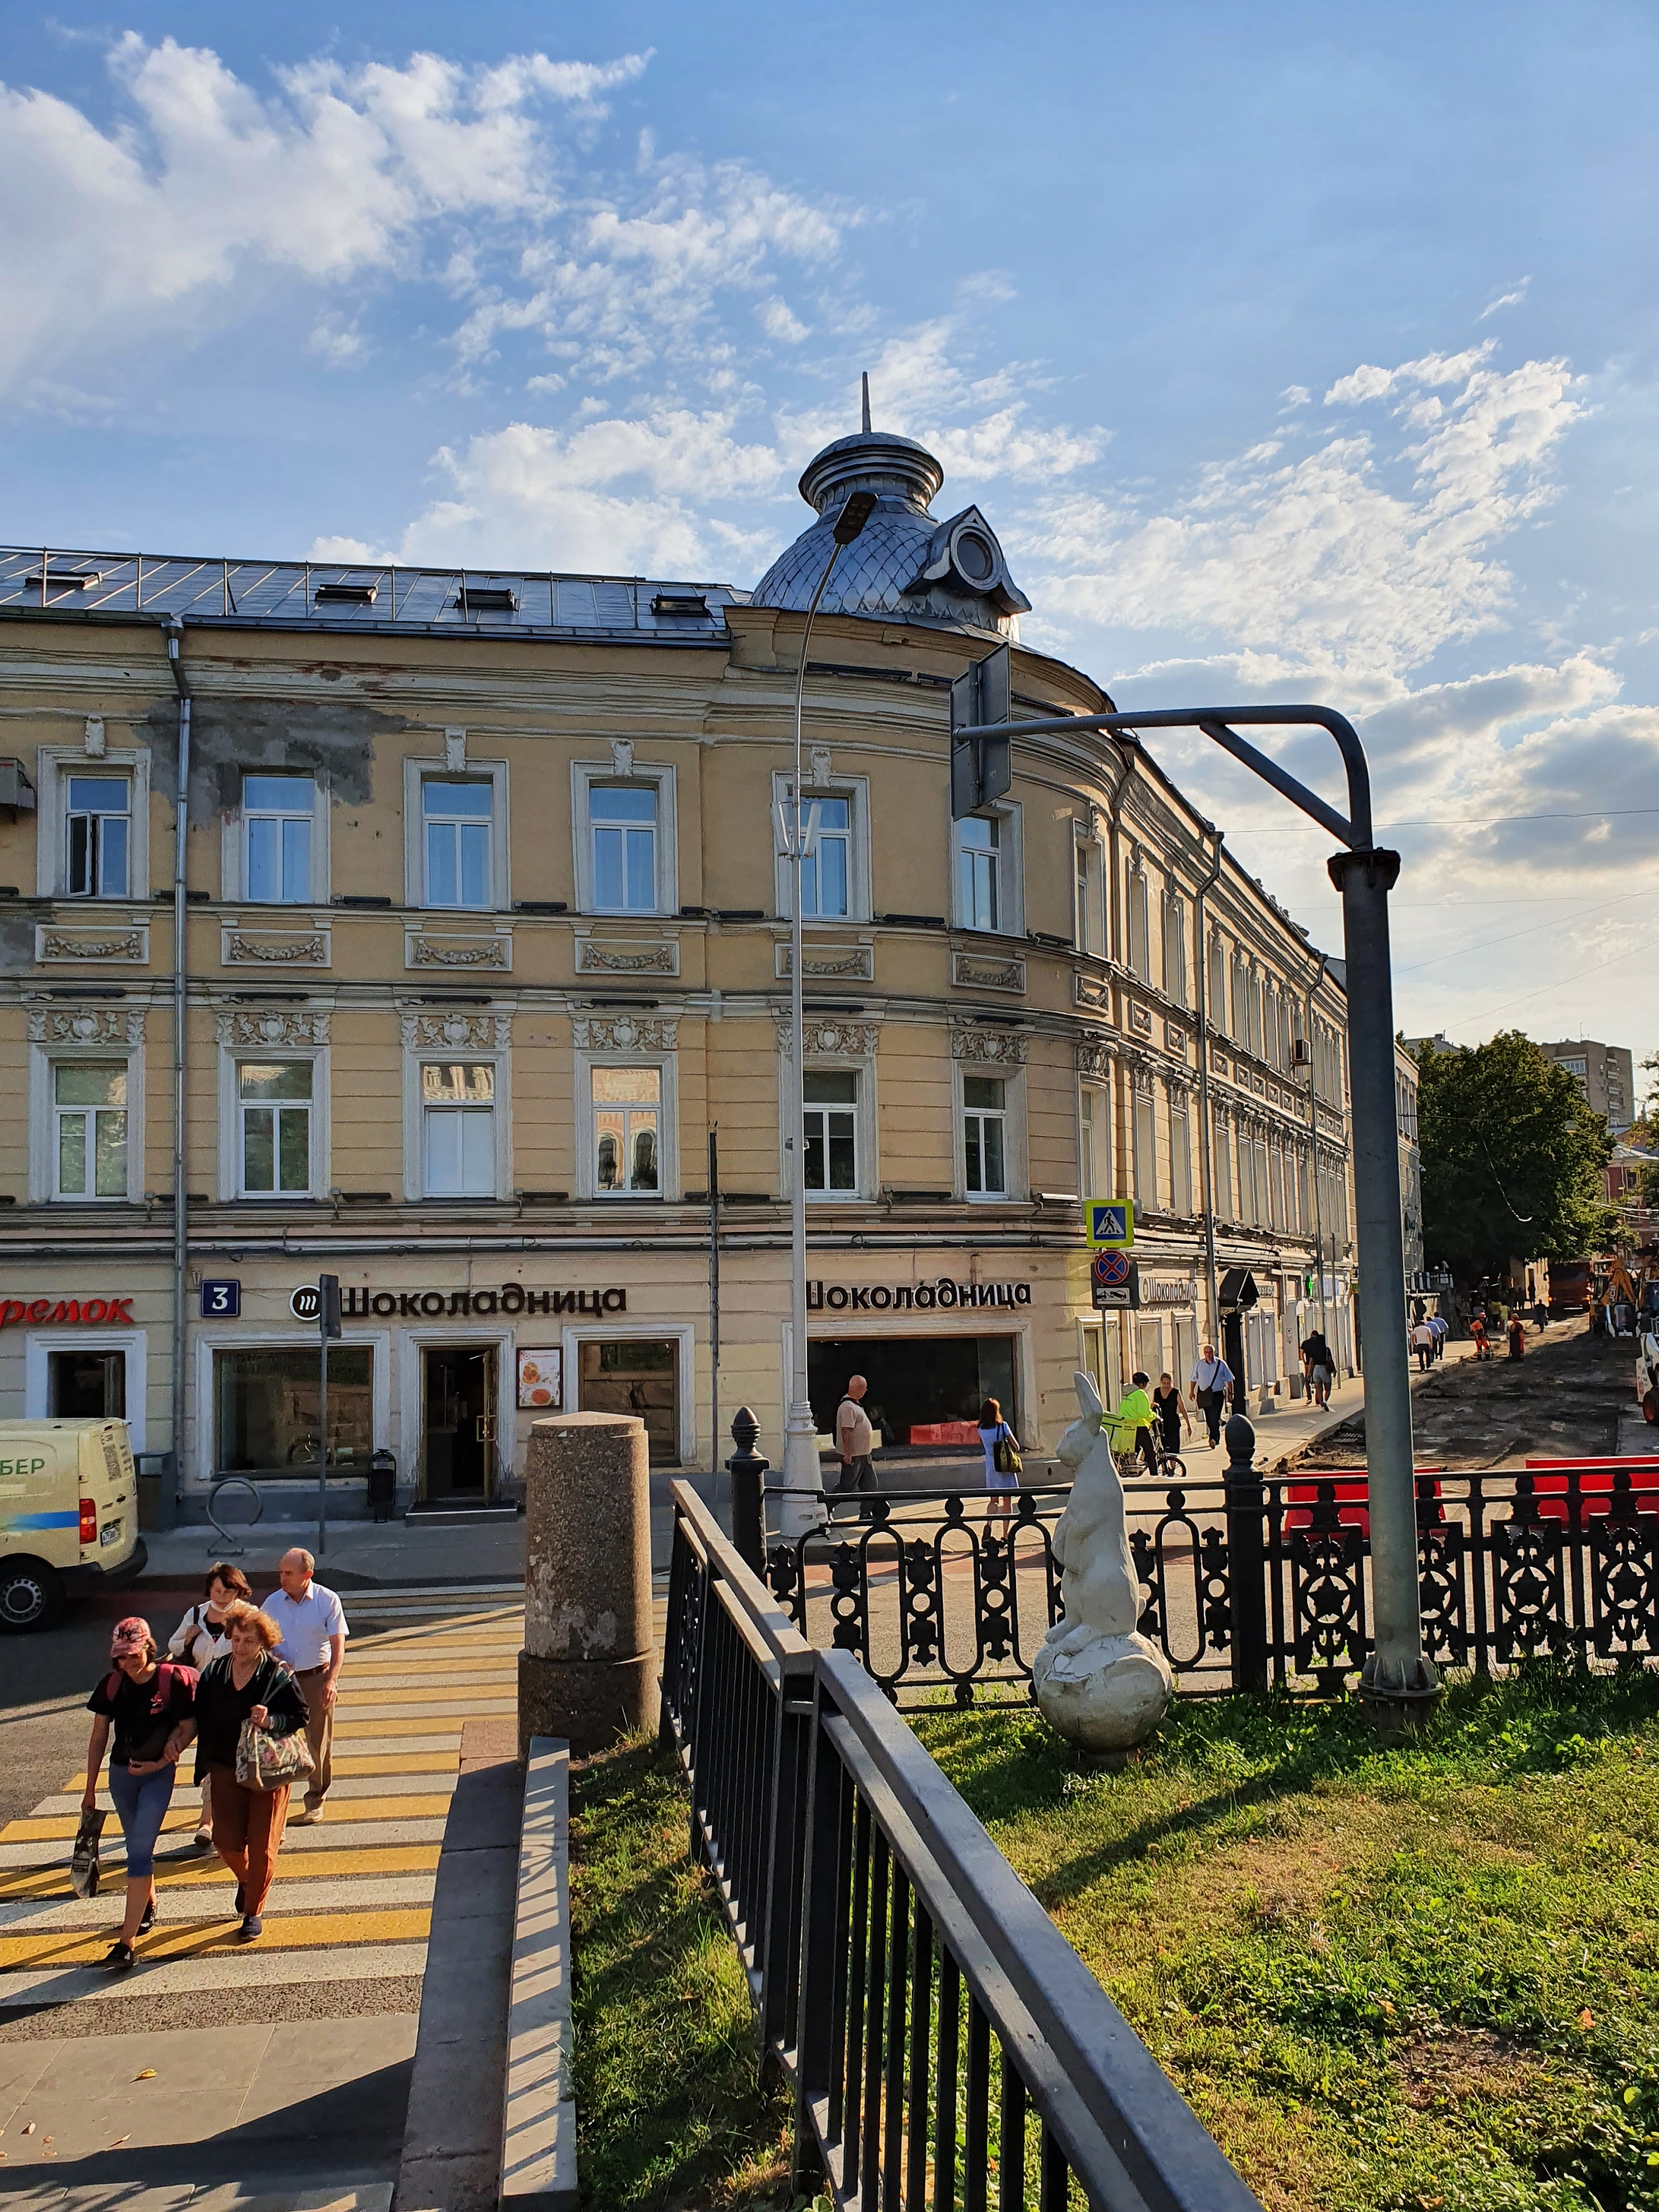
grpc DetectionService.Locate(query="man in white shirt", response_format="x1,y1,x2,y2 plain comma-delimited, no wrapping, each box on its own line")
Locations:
1187,1345,1235,1449
834,1374,877,1516
261,1548,348,1823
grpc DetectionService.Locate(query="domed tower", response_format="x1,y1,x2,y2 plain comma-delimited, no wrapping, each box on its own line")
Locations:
749,380,1031,636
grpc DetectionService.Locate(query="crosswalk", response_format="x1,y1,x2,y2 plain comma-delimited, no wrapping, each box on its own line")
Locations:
0,1584,521,2008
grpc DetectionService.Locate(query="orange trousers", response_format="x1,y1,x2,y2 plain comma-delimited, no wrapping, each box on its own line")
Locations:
207,1767,290,1916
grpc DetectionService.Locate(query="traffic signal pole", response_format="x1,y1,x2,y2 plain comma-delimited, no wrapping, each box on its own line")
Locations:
952,684,1438,1733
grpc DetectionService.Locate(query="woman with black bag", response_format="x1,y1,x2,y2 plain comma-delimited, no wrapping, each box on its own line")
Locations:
169,1602,309,1941
82,1617,198,1973
976,1395,1023,1526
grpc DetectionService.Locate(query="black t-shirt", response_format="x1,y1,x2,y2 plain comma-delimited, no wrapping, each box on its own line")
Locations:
87,1666,196,1768
192,1652,309,1773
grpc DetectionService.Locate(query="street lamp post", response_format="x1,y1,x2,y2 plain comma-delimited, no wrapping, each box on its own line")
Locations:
948,691,1439,1733
777,491,878,1543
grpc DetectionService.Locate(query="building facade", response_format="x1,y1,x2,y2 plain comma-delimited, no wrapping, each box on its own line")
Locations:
0,423,1414,1514
1540,1039,1636,1134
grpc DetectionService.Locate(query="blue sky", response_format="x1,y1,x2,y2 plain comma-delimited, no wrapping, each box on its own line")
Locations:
3,2,1657,1077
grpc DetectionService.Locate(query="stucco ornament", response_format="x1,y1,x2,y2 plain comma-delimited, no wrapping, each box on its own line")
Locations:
1031,1371,1175,1752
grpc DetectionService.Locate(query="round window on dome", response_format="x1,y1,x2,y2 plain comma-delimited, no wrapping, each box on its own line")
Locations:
953,528,996,586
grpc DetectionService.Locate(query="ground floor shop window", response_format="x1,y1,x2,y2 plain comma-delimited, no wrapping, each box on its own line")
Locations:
48,1347,125,1418
215,1347,372,1477
577,1338,679,1463
807,1334,1017,1447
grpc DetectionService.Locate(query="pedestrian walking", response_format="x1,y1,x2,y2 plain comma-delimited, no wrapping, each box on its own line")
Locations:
1471,1311,1491,1360
1411,1317,1435,1372
833,1374,878,1517
975,1395,1022,1525
1507,1312,1527,1361
1188,1343,1234,1447
261,1548,346,1825
167,1563,252,1850
178,1601,309,1940
1299,1329,1334,1409
81,1619,197,1973
1153,1372,1190,1457
1112,1371,1159,1475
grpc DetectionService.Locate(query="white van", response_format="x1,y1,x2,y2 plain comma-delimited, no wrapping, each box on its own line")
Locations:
0,1419,147,1631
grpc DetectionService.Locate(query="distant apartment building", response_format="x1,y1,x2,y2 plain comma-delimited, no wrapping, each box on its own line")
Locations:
1540,1039,1636,1132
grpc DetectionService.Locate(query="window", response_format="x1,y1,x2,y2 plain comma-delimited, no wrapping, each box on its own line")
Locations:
593,1066,661,1195
1080,1080,1112,1199
244,774,314,904
1171,1096,1192,1214
423,780,493,909
216,1346,372,1478
422,1063,495,1197
1127,870,1151,980
238,1061,312,1195
1133,1076,1157,1211
785,792,851,919
54,1062,127,1199
804,1070,859,1195
1163,894,1187,1005
1213,1108,1232,1218
958,816,999,931
1207,936,1226,1030
590,784,658,913
66,776,129,898
962,1075,1007,1196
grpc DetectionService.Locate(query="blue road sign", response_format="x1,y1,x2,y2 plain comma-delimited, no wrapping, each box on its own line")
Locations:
200,1278,241,1319
1085,1201,1134,1249
1093,1250,1131,1287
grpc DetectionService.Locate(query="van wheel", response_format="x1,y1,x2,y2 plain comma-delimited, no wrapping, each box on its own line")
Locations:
0,1559,66,1632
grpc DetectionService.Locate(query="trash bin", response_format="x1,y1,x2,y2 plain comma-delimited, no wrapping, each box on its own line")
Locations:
367,1447,397,1523
135,1450,177,1532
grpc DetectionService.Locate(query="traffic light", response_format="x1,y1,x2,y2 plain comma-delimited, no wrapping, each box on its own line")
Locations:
949,642,1012,818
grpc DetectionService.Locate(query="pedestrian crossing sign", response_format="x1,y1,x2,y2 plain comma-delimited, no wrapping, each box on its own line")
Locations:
1085,1201,1133,1249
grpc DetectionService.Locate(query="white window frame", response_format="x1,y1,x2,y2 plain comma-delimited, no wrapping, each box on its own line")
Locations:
1074,833,1104,958
197,1327,391,1496
772,769,870,923
559,1317,698,1466
221,771,330,904
1132,1072,1158,1213
573,759,677,917
575,1046,678,1202
35,747,151,901
1127,867,1151,981
216,1041,330,1203
29,1038,145,1205
780,1047,878,1203
403,1045,512,1203
952,800,1023,936
1078,1076,1113,1201
403,755,510,913
1170,1092,1193,1215
1162,891,1188,1007
955,1062,1025,1201
26,1326,148,1453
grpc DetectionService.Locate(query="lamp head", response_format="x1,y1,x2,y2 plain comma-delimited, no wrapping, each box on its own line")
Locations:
831,490,878,546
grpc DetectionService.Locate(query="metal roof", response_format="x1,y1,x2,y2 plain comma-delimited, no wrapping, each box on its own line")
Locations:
0,548,745,641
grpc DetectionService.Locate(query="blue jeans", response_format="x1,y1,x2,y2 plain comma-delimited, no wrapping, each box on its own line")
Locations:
108,1762,175,1882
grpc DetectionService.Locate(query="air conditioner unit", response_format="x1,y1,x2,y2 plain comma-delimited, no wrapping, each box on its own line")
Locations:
1291,1038,1311,1066
0,759,37,816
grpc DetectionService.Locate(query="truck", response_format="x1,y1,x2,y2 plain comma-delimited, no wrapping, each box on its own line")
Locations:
0,1418,147,1631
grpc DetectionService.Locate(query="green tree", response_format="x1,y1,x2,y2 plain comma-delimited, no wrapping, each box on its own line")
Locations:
1414,1030,1617,1278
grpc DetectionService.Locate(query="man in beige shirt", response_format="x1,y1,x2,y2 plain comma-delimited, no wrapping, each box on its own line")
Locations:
835,1374,877,1511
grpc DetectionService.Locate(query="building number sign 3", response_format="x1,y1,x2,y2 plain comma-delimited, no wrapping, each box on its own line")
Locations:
200,1279,241,1319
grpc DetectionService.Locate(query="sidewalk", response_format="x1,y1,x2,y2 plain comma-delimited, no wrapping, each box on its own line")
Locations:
134,1515,528,1593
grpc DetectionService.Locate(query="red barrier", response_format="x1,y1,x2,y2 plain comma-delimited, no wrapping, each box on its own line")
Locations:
1285,1469,1446,1538
1520,1456,1659,1521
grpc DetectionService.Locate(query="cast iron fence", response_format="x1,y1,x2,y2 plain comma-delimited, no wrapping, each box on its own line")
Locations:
661,1479,1262,2212
759,1457,1659,1707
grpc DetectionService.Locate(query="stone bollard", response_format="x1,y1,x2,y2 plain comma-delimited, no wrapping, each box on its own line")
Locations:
518,1412,658,1760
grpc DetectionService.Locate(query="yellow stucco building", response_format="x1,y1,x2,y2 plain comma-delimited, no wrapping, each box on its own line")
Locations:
0,417,1416,1518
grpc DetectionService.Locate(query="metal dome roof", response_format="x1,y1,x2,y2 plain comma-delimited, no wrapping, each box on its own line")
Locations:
750,406,1029,636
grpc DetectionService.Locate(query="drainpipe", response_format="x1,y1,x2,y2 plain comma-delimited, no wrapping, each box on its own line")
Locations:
165,623,191,1507
1193,830,1224,1349
1304,950,1331,1352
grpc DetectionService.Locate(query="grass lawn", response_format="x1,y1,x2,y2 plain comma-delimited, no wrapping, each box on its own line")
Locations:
568,1733,796,2211
918,1664,1659,2212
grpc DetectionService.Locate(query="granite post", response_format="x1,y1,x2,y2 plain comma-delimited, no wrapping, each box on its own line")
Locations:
518,1412,658,1761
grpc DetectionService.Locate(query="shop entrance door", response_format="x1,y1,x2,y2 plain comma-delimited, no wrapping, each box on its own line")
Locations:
577,1339,679,1464
422,1346,498,1499
48,1348,125,1420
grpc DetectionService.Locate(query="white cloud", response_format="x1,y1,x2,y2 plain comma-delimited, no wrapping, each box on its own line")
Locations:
1479,277,1532,320
0,34,654,400
757,297,809,344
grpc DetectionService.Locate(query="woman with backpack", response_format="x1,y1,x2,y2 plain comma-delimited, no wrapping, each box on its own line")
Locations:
977,1396,1023,1525
82,1617,198,1973
171,1601,309,1942
167,1563,252,1850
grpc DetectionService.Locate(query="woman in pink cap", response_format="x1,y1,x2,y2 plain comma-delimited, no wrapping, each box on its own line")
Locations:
82,1617,197,1973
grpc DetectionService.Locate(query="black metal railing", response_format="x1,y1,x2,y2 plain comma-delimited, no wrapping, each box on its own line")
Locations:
760,1459,1659,1706
662,1479,1262,2211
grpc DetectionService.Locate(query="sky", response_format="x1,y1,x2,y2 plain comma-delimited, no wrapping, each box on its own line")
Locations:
2,1,1657,1089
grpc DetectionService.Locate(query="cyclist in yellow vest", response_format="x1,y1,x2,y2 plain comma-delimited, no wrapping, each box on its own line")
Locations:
1109,1370,1158,1476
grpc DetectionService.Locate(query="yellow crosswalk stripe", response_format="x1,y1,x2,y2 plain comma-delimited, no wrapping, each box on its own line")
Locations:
0,1907,430,1969
0,1845,441,1900
60,1751,459,1789
4,1793,457,1843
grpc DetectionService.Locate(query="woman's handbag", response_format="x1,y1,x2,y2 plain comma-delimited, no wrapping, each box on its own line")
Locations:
992,1426,1023,1478
70,1807,106,1898
236,1718,315,1793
